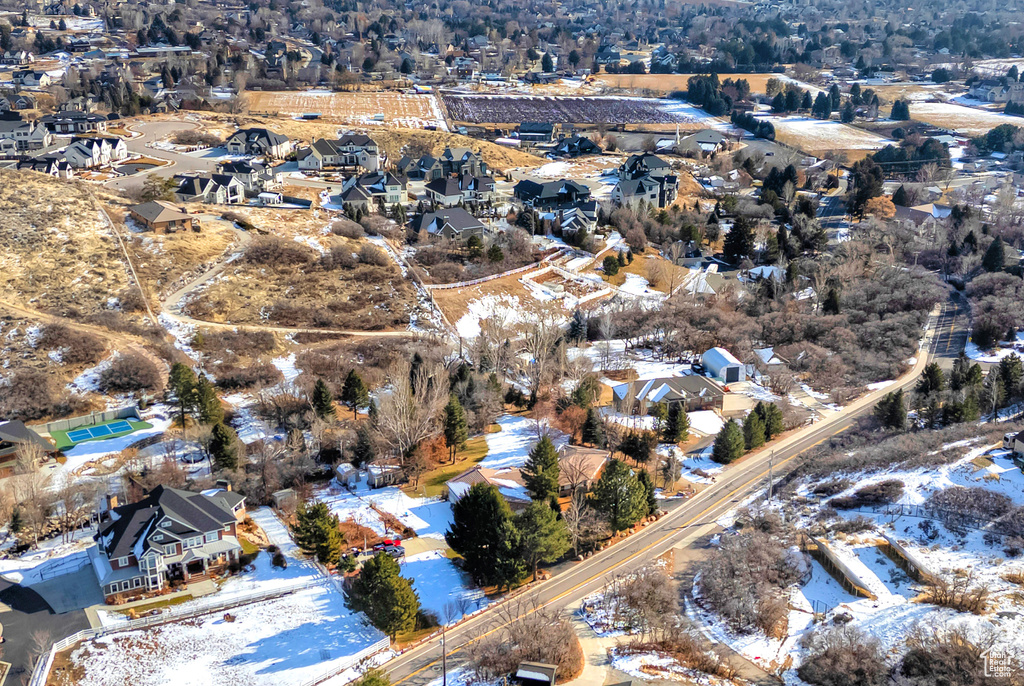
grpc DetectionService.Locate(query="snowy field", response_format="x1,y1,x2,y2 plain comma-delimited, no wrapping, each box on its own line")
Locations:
690,440,1024,680
481,414,568,470
910,101,1023,136
765,116,894,153
402,550,488,621
76,507,389,686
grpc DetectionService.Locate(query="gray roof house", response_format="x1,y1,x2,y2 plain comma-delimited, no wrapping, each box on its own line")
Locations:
612,375,726,414
0,420,56,476
297,133,381,171
92,485,245,601
225,127,292,158
409,207,486,241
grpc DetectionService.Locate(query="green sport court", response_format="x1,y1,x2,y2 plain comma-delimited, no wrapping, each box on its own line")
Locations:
51,419,153,450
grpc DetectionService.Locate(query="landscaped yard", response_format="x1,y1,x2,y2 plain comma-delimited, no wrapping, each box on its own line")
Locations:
403,429,495,498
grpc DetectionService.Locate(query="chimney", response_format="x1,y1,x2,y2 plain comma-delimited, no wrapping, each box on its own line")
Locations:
216,479,232,492
106,493,119,510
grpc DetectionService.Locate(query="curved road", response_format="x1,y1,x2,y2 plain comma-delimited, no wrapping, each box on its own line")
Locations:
104,120,220,194
382,298,963,686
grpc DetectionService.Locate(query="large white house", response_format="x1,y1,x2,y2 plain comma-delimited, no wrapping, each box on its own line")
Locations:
297,133,381,171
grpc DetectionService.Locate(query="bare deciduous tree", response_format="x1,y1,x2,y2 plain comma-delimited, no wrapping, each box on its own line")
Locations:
374,358,448,461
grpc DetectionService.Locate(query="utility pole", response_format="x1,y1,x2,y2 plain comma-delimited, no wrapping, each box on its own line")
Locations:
441,627,447,686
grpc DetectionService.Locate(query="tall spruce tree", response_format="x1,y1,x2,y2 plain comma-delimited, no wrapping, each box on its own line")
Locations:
446,483,526,588
292,501,343,565
663,403,690,443
312,378,336,418
591,459,647,531
637,469,658,516
522,436,560,501
346,552,420,638
743,412,766,450
442,394,468,461
516,501,569,580
195,376,223,425
581,407,605,447
341,369,370,418
712,419,745,464
167,362,197,427
210,421,239,471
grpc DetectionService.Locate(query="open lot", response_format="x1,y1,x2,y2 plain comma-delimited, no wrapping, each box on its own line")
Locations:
595,73,779,96
909,101,1023,136
442,94,706,125
244,91,446,129
765,116,894,156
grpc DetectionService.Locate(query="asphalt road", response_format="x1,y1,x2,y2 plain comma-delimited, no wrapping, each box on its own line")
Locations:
104,120,221,193
384,299,959,686
0,579,90,682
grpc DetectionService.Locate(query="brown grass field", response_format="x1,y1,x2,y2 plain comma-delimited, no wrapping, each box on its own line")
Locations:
244,91,443,128
596,73,779,96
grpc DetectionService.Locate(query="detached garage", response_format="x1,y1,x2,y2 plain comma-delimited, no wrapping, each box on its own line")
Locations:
702,347,745,384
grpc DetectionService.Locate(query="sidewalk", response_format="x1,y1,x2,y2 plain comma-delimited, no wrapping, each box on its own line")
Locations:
564,599,642,686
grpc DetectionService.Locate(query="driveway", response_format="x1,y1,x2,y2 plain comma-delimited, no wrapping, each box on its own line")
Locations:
104,121,222,194
0,579,90,682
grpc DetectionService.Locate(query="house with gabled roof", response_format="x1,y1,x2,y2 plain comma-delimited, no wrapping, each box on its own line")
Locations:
0,420,56,477
225,127,292,158
297,133,381,171
409,207,486,242
92,485,245,601
612,375,727,415
129,200,197,233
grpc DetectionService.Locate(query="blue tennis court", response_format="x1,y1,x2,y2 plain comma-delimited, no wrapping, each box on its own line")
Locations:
66,420,134,443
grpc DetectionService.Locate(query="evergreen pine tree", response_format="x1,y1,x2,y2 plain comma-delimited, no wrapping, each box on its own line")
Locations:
352,424,376,467
663,403,690,443
516,501,569,580
712,419,745,464
312,378,336,418
210,422,238,470
983,237,1006,272
167,362,197,427
892,185,908,207
637,469,658,516
346,552,420,638
522,436,560,501
723,217,754,263
446,483,526,589
195,376,223,425
340,369,369,418
292,501,343,565
568,309,586,343
823,287,841,315
442,394,468,461
592,459,647,531
581,407,605,447
743,412,766,450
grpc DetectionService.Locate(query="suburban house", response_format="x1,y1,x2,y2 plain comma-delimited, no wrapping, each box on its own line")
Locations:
612,375,729,415
894,202,953,225
445,466,532,511
517,122,556,144
13,70,51,87
514,178,592,210
217,160,279,192
555,445,609,496
175,174,246,204
540,202,598,237
92,485,245,601
554,134,601,157
669,240,704,268
397,147,488,180
0,119,52,152
40,111,109,134
18,153,74,179
129,201,197,233
409,207,487,241
424,174,496,206
297,133,381,171
0,420,56,478
63,136,128,168
225,127,292,158
969,79,1024,104
677,129,728,156
337,171,408,212
613,153,678,208
0,50,33,66
702,347,745,383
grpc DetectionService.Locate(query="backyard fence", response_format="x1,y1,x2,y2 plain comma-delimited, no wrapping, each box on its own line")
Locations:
34,407,140,435
422,248,571,291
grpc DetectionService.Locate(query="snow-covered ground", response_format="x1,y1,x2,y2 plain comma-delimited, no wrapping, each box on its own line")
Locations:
77,507,389,686
966,332,1024,364
481,414,568,470
910,101,1024,136
612,649,732,685
57,413,174,476
760,116,894,152
693,440,1024,680
317,475,454,539
455,294,535,339
402,550,488,621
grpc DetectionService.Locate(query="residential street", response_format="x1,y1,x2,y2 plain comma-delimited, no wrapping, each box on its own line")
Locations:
383,297,962,686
